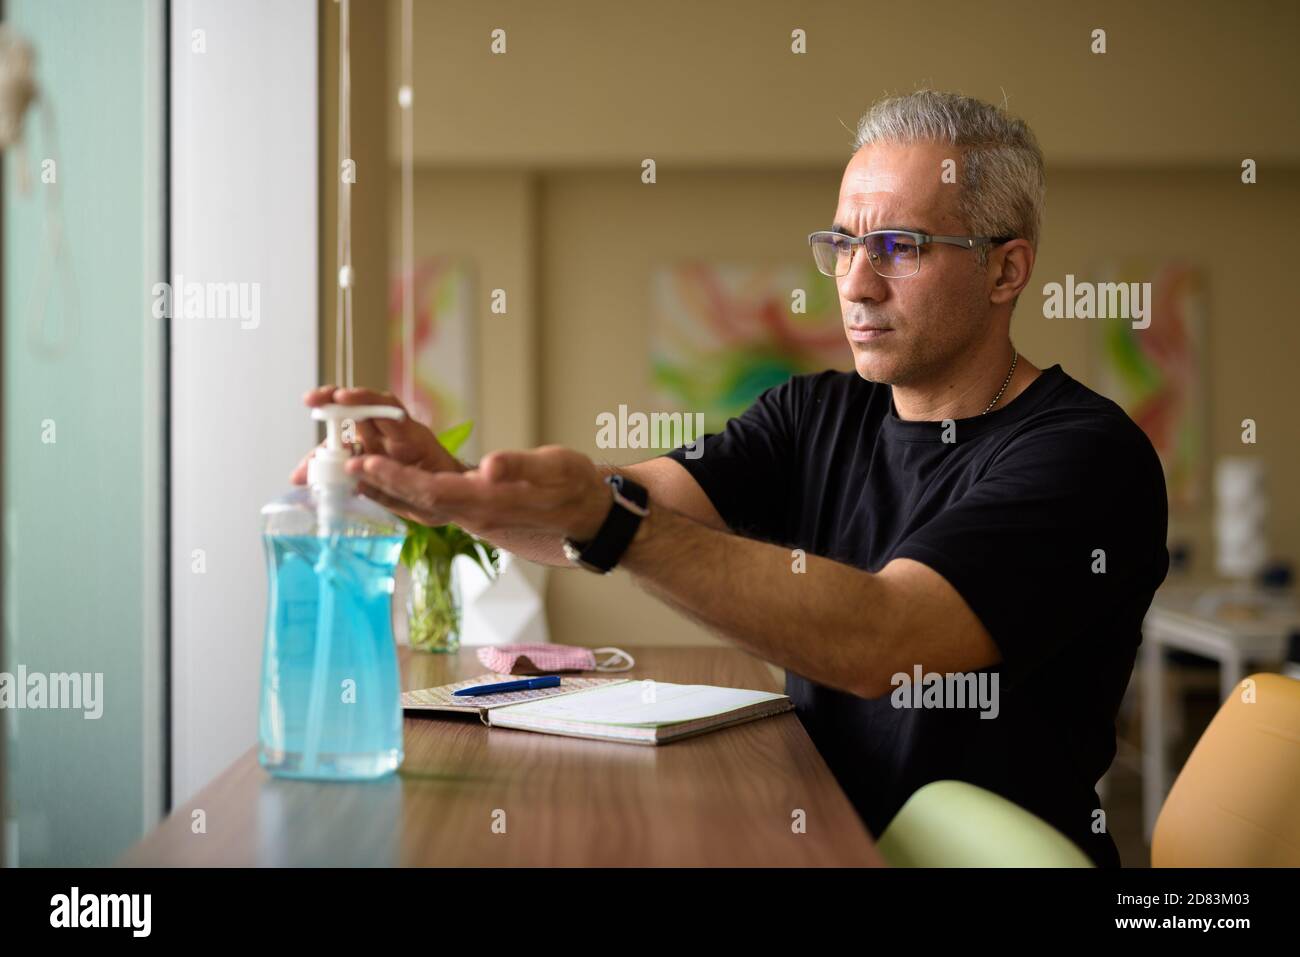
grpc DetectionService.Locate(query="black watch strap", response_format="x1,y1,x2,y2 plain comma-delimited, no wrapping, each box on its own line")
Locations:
563,474,650,574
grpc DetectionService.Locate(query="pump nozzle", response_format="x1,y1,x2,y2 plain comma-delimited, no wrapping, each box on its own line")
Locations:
307,403,405,491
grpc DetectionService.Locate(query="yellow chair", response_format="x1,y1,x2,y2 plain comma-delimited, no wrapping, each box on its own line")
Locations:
1152,672,1300,867
877,779,1093,867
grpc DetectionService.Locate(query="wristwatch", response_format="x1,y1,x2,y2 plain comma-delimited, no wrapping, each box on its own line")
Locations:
562,474,651,574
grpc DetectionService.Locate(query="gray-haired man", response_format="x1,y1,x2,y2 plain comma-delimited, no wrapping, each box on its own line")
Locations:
297,90,1169,868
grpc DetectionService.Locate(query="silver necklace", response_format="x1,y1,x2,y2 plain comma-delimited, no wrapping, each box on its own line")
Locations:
980,349,1018,415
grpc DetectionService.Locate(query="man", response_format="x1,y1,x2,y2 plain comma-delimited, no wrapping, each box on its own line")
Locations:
295,91,1169,867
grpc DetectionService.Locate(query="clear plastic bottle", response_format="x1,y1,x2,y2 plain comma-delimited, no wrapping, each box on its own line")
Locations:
258,404,407,780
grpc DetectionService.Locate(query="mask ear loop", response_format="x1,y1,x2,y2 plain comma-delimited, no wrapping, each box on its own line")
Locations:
592,647,635,672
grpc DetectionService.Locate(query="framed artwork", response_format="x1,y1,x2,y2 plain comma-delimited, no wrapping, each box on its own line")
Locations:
1088,259,1207,513
650,262,851,434
387,256,476,448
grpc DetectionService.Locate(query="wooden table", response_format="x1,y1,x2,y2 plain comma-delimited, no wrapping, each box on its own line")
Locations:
121,645,882,866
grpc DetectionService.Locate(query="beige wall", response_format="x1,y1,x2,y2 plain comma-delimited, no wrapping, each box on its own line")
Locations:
320,0,1300,648
396,169,539,457
384,0,1300,168
1033,170,1300,576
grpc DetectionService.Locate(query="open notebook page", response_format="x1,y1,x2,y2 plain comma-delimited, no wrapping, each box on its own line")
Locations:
492,681,786,727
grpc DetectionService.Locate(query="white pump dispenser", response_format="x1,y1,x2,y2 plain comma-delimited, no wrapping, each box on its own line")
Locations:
307,403,405,533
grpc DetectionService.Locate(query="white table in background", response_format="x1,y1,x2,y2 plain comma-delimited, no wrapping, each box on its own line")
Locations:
1140,580,1299,840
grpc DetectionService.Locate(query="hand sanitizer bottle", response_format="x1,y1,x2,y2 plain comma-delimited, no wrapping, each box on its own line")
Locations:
258,403,408,780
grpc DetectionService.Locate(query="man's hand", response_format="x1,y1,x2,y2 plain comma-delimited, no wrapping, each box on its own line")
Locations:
290,386,465,525
345,445,613,543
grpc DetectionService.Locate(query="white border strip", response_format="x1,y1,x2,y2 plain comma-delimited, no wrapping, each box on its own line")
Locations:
169,0,318,805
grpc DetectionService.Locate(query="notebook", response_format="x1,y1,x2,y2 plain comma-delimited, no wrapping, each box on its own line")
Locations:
402,673,793,745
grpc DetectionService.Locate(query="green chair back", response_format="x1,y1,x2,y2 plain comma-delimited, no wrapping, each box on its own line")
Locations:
877,780,1094,867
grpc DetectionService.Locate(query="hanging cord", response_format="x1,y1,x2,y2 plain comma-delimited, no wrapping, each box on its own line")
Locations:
399,0,415,408
0,26,78,360
334,0,354,388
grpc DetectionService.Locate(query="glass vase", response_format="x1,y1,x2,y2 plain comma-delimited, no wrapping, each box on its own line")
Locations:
407,555,461,653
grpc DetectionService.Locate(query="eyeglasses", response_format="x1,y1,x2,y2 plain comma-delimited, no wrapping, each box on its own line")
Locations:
807,229,1015,279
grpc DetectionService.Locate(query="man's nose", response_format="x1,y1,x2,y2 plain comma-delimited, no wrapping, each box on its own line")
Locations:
837,247,889,303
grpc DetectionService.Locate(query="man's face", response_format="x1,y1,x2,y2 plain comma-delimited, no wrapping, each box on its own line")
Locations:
832,141,991,385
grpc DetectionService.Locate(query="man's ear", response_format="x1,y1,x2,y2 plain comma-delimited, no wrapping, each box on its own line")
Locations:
988,239,1034,306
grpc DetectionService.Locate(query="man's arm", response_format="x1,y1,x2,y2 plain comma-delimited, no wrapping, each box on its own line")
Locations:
461,456,727,566
619,501,999,698
346,446,1000,699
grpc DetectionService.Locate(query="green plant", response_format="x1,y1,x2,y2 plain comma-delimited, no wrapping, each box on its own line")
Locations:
399,421,499,652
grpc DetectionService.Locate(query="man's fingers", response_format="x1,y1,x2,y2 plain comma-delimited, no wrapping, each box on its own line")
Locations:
289,440,327,485
348,455,440,513
302,385,338,407
355,418,385,452
349,455,576,521
480,446,577,485
356,480,427,523
334,388,412,439
305,385,406,419
332,387,407,411
304,385,398,451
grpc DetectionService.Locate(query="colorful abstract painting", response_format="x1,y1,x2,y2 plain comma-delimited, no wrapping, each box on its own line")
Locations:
387,257,475,444
650,263,852,433
1089,260,1207,512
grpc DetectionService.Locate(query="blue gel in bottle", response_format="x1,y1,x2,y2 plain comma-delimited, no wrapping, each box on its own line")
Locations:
258,403,408,780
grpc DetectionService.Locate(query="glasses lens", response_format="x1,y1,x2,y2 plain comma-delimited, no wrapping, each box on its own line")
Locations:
811,234,853,277
866,232,919,278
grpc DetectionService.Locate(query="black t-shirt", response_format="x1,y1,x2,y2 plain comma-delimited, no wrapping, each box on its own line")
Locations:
665,363,1169,867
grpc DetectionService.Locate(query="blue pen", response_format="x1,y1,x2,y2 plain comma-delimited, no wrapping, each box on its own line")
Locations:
453,676,562,697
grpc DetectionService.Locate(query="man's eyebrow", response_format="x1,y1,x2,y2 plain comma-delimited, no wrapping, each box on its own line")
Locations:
830,223,922,236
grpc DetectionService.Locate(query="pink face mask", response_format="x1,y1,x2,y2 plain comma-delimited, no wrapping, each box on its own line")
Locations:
476,644,636,675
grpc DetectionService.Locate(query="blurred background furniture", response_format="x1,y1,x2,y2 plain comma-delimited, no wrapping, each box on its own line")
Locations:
1151,672,1300,867
1141,582,1300,838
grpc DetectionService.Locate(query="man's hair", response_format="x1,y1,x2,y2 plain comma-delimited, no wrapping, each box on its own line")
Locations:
852,90,1045,266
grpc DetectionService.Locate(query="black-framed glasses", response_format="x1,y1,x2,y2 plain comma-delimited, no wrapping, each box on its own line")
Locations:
808,228,1015,279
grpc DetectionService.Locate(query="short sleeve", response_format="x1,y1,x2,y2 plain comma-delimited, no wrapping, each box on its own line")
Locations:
890,418,1169,689
663,376,806,542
